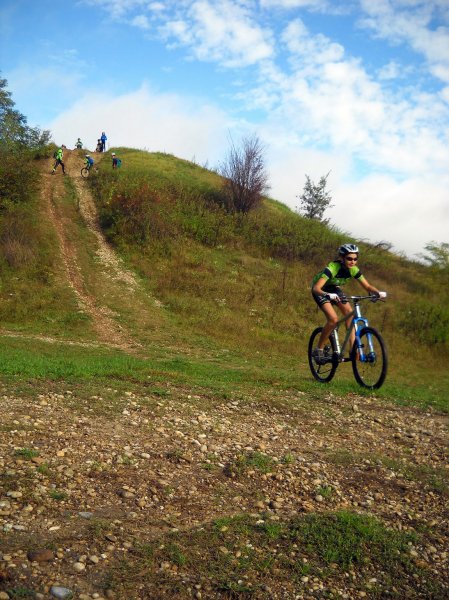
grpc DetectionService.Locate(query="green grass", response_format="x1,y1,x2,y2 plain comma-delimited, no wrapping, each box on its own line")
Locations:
0,334,447,413
326,449,448,496
103,511,445,599
0,146,446,411
49,490,67,501
14,448,39,460
224,451,276,477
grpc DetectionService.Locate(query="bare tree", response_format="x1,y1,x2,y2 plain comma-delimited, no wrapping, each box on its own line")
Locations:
297,172,333,221
220,134,270,214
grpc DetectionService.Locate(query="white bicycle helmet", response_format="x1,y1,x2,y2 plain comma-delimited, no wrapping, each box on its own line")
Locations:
338,243,359,256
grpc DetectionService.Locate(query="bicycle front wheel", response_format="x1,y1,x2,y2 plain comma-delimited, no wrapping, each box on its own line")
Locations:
352,326,387,389
81,167,89,178
308,327,338,383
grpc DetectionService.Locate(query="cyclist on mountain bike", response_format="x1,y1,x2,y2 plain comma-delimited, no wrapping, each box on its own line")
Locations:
311,243,386,364
84,154,94,170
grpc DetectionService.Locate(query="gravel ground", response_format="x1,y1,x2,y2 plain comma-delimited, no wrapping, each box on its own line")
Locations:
0,383,447,599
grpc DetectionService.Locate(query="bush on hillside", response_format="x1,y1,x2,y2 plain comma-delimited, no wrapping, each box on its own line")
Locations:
0,204,40,268
244,209,343,263
91,167,236,250
0,148,41,210
398,299,449,347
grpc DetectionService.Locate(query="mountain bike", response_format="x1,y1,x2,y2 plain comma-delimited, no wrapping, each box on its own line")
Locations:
81,165,91,178
308,295,388,389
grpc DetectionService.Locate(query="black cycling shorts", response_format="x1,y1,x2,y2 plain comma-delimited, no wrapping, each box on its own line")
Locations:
312,287,348,307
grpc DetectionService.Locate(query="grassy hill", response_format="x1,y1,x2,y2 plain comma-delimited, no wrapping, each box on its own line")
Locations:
0,147,448,407
0,146,448,599
87,149,449,406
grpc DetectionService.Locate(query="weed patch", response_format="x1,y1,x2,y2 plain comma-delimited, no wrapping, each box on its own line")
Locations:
101,511,444,599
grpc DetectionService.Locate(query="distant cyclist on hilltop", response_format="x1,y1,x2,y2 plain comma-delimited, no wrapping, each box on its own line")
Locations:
84,154,94,170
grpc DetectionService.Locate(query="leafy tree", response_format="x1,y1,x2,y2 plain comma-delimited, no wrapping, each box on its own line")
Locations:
0,76,49,211
297,172,333,221
419,241,449,270
0,76,50,149
220,134,270,214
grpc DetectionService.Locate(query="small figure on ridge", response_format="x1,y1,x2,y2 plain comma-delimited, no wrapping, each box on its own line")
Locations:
52,145,66,175
100,131,107,152
111,152,121,169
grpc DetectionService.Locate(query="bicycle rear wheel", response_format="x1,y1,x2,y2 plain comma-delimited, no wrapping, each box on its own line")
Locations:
352,326,387,389
308,327,338,383
81,167,89,178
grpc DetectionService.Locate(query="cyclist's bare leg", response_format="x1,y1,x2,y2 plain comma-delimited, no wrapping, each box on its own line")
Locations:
340,303,355,350
317,302,339,349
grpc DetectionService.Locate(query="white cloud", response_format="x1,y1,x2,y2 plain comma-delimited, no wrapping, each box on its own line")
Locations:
83,0,149,19
6,64,86,124
441,86,449,104
260,0,327,8
377,60,402,80
260,139,449,256
328,175,449,256
161,0,274,67
130,14,151,29
46,84,230,165
358,0,449,83
281,18,345,65
149,2,166,11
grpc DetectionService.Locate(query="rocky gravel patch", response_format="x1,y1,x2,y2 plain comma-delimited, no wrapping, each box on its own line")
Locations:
0,384,447,598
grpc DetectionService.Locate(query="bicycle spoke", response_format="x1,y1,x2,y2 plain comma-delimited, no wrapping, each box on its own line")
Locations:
308,327,338,384
352,327,387,389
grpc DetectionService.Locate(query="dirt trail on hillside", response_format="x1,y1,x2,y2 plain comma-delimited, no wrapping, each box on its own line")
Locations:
69,155,138,291
40,150,141,352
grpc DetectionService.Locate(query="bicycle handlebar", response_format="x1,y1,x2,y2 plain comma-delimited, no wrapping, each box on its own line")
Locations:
348,295,384,303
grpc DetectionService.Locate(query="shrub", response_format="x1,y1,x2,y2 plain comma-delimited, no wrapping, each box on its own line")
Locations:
0,148,41,209
219,135,270,214
398,299,449,346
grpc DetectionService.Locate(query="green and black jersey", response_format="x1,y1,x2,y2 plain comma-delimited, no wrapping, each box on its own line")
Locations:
312,260,365,293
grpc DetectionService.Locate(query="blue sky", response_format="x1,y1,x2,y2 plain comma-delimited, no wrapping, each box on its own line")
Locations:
1,0,449,258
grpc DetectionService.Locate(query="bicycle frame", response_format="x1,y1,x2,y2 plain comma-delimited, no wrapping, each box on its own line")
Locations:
330,297,376,363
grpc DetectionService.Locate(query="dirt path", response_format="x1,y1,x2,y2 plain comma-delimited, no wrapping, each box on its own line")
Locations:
41,150,141,352
69,154,138,291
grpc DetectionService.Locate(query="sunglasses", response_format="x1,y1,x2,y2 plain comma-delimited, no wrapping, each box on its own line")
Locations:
345,256,358,262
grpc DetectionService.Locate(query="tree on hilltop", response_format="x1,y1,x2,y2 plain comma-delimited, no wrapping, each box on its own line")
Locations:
219,134,270,214
297,172,333,222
